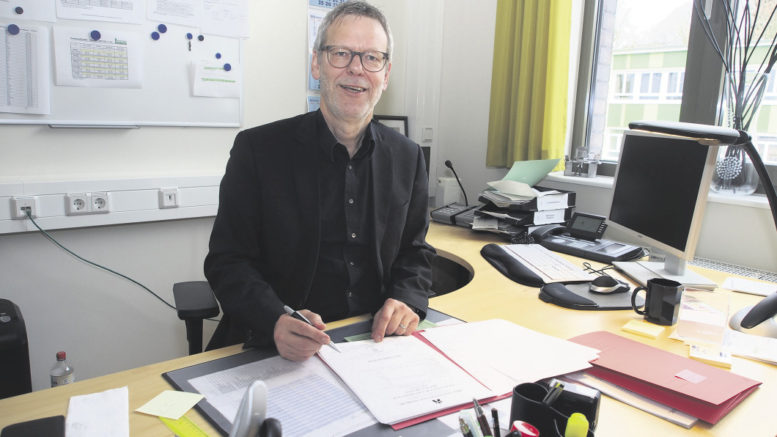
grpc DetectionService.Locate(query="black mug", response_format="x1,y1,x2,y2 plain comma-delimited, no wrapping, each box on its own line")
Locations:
630,278,684,325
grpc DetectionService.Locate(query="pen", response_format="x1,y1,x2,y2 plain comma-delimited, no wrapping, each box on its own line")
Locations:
491,407,501,437
542,381,564,406
283,305,341,352
459,417,474,437
472,398,493,437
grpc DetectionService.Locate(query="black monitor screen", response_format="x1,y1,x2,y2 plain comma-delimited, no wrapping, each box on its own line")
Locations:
609,133,710,253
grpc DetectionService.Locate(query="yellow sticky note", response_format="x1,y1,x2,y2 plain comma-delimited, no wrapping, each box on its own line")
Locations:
622,319,665,339
689,344,733,369
136,390,204,420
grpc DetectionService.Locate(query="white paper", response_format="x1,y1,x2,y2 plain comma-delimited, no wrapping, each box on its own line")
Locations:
1,0,56,21
420,319,600,395
147,0,202,27
56,0,144,23
53,27,143,88
201,0,249,38
189,355,375,437
318,335,494,424
487,179,536,198
192,60,240,98
308,9,325,50
565,371,698,428
722,276,777,297
723,329,777,365
0,23,50,114
65,386,130,437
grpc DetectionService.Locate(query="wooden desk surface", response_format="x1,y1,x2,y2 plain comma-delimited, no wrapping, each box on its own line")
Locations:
1,223,774,436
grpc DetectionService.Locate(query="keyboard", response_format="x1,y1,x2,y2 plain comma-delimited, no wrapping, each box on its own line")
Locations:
502,244,596,283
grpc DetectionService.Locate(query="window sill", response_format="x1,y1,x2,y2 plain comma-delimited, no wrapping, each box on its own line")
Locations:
543,171,771,210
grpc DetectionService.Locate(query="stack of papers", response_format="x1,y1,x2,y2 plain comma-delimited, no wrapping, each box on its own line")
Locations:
570,331,761,424
318,319,599,428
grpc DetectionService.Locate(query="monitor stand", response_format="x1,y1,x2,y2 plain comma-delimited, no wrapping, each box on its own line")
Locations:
613,259,717,290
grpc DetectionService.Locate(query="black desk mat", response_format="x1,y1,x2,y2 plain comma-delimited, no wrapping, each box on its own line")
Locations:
163,308,459,436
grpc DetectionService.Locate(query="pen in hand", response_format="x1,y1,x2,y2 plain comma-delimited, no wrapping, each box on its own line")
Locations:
283,305,341,353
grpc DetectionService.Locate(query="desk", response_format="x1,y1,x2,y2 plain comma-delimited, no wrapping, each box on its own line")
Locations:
0,223,775,436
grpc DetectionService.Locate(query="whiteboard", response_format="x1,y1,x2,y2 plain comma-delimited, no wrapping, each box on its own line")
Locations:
1,20,243,127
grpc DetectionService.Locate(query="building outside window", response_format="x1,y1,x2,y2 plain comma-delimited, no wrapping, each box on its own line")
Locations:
577,0,777,168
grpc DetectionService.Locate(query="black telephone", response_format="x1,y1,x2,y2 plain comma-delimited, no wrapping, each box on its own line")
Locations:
531,213,643,264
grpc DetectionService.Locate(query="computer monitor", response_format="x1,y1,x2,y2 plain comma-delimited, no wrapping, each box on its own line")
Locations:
607,128,718,288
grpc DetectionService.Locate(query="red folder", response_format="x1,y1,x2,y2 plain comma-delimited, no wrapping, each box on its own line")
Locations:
569,331,761,424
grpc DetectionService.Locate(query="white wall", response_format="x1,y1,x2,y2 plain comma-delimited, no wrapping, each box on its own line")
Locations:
0,0,312,391
2,0,775,392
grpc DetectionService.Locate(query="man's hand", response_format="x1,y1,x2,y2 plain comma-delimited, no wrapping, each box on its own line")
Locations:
371,298,420,342
273,309,331,361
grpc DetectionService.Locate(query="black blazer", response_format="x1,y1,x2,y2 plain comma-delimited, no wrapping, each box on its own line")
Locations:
204,111,435,349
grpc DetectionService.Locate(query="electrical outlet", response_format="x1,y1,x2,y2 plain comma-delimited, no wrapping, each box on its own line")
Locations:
90,191,110,213
11,197,39,219
159,187,180,209
65,193,91,215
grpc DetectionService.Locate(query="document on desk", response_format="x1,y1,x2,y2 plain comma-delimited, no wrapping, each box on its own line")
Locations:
317,319,600,427
419,319,600,395
188,355,376,437
570,331,762,424
317,334,494,425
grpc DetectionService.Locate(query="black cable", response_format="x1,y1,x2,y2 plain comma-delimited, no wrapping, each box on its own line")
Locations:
582,262,615,276
24,210,220,322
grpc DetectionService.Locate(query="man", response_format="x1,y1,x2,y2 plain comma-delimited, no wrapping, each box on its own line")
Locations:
204,1,434,361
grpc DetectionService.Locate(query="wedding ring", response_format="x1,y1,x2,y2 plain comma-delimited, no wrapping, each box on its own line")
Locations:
399,323,407,330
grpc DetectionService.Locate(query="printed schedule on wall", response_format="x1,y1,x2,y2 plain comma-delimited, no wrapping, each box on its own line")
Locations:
0,0,249,127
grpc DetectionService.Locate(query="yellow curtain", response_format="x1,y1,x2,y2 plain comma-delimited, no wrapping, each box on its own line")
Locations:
486,0,572,168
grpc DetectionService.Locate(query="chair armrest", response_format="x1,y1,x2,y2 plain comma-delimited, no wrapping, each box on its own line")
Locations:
172,281,219,320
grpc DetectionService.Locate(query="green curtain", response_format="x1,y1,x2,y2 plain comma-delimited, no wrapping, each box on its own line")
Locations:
486,0,573,168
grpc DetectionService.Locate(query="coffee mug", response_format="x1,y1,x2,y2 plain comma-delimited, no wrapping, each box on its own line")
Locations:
630,278,684,325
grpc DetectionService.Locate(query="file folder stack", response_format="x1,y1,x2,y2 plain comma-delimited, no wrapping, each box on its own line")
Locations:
570,331,761,424
473,185,576,239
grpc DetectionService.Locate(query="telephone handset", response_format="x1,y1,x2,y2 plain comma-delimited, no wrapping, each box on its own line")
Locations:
531,223,565,240
531,213,643,264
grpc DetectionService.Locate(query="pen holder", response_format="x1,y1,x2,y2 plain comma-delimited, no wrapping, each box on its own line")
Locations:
509,383,595,437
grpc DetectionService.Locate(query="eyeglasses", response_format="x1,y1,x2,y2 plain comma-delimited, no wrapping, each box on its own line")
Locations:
322,45,388,72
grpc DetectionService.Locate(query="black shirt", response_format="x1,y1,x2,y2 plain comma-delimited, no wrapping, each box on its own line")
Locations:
305,113,381,321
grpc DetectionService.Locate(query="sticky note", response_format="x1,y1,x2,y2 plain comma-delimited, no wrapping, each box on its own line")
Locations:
622,319,665,339
689,343,733,369
136,390,204,420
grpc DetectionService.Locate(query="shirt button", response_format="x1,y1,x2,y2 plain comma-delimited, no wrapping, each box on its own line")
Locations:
349,261,356,267
347,291,353,298
351,232,357,239
347,198,355,205
347,164,353,171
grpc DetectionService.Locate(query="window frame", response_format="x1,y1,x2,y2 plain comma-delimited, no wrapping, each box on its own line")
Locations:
570,0,728,177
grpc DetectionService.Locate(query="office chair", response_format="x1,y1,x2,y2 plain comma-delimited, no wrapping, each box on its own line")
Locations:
173,254,472,354
0,299,32,398
172,281,219,355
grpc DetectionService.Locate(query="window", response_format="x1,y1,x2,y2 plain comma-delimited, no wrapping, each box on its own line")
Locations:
573,0,693,163
572,0,777,171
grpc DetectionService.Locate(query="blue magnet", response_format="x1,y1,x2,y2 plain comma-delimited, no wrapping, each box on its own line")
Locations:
186,32,193,40
157,24,167,33
90,30,101,41
215,52,221,59
7,24,20,35
223,63,232,71
151,31,160,40
197,34,204,41
14,6,23,14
